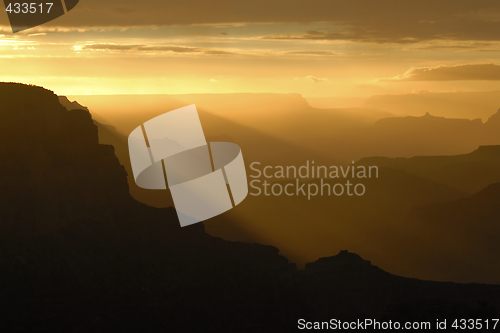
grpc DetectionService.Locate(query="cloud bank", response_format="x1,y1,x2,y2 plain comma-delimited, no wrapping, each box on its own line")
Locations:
3,0,500,43
383,64,500,81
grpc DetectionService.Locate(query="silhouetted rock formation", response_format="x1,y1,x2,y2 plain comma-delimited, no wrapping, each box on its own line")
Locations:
485,108,500,130
0,84,129,234
360,145,500,194
407,182,500,284
350,112,486,158
299,250,500,322
1,83,500,332
58,96,90,113
363,90,500,120
0,83,323,332
305,250,385,275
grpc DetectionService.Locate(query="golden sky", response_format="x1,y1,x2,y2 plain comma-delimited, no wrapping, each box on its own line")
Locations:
1,0,500,104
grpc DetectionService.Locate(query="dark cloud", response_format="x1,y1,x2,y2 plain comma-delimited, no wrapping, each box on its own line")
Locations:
383,64,500,81
406,42,500,51
22,0,500,43
413,45,482,50
260,30,423,44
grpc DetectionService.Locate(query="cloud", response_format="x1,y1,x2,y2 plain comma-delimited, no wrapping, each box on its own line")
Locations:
285,50,341,56
202,49,235,55
305,75,329,83
81,43,236,55
78,43,343,57
383,64,500,81
401,41,500,51
261,30,421,44
3,0,500,43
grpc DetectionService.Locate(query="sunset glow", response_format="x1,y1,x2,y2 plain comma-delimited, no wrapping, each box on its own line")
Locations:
2,1,500,106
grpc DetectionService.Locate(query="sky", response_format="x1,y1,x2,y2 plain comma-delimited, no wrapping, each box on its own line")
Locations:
1,0,500,105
